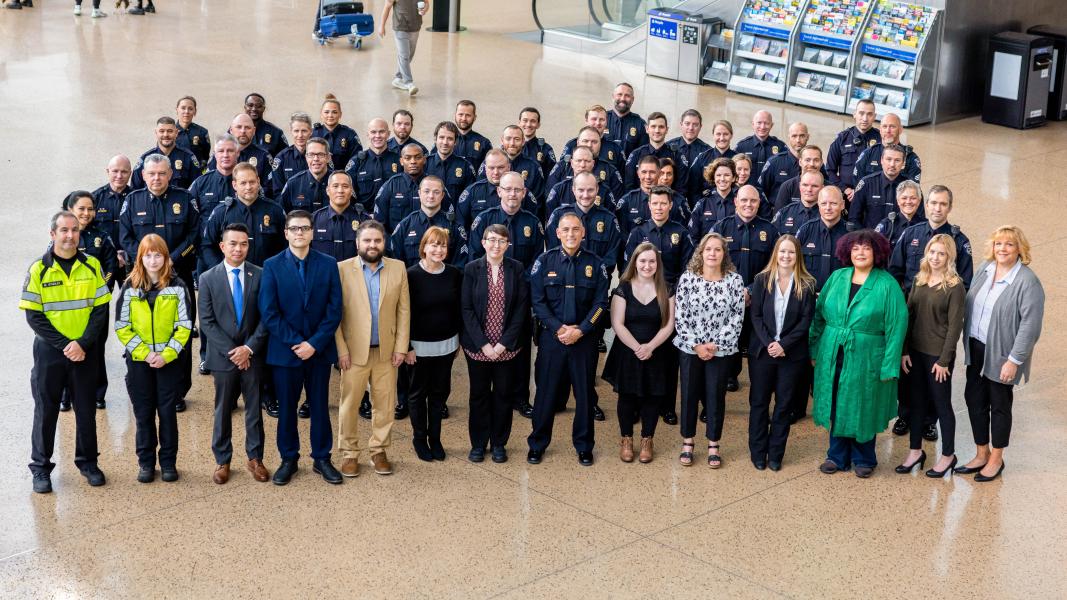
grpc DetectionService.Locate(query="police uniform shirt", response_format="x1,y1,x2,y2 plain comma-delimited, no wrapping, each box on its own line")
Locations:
734,134,787,180
826,126,880,189
687,188,736,241
615,189,689,239
119,186,200,269
756,151,800,204
311,203,370,263
712,214,779,285
623,143,687,193
795,218,848,291
543,178,616,224
345,148,401,208
480,154,546,202
888,221,974,293
209,144,272,182
875,212,925,249
91,184,130,251
686,146,738,201
388,209,468,268
667,136,711,171
849,172,915,230
624,220,694,287
529,248,610,334
278,169,331,214
201,197,286,267
75,222,118,287
176,121,211,164
607,111,649,158
468,206,544,268
188,170,233,220
522,137,557,180
560,137,626,173
374,172,432,234
772,200,819,237
853,143,922,184
426,153,476,211
131,146,202,191
387,136,429,156
312,122,362,171
546,158,624,201
267,145,307,197
453,130,492,171
253,119,289,158
546,204,623,270
456,179,538,229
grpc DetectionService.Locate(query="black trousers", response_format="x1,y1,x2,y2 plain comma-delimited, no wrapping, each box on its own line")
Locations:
790,362,813,419
62,332,108,404
408,351,456,442
29,339,100,475
747,354,803,462
126,356,184,469
728,311,752,380
514,342,533,408
618,393,660,438
678,350,730,440
211,365,265,464
897,369,936,426
467,355,517,449
907,351,955,455
658,333,680,416
528,332,597,453
964,338,1014,448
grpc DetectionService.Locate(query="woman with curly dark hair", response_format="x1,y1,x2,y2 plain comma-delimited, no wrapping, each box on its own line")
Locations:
809,229,908,478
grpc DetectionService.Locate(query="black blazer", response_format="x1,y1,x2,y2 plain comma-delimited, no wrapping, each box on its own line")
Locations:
748,271,816,361
460,257,529,353
197,261,269,372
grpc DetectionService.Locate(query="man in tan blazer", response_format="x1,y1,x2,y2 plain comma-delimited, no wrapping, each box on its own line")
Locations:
335,220,411,476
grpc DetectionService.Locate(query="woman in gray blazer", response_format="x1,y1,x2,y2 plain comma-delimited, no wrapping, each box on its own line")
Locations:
957,226,1044,482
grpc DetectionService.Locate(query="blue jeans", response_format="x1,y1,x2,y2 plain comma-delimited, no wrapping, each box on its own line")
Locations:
827,433,877,469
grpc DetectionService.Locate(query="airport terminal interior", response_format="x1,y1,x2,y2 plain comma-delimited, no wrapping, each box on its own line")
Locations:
0,0,1064,597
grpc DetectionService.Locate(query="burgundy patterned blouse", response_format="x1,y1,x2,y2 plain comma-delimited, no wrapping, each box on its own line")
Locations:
464,263,520,362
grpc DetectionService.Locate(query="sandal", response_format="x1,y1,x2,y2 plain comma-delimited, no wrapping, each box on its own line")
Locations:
708,443,722,469
679,441,694,466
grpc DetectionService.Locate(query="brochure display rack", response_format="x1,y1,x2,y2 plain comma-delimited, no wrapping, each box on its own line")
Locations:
785,0,876,112
727,0,805,101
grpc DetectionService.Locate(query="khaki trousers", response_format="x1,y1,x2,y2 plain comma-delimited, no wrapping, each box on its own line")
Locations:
338,348,398,460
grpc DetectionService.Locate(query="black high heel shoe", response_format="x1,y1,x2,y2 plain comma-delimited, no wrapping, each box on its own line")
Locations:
894,450,927,474
925,455,958,478
974,461,1005,482
953,461,987,474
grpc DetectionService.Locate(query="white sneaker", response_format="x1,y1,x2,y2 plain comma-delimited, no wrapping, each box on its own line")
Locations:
391,77,406,90
91,8,106,16
406,82,419,96
73,3,81,14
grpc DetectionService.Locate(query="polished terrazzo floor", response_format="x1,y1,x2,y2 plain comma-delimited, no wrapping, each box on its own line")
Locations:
1,2,1064,598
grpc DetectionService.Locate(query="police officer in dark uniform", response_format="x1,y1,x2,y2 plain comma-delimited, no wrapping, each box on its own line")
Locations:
756,122,809,204
687,157,738,241
852,113,921,184
543,147,616,221
545,173,623,275
772,145,825,212
772,170,823,236
200,163,287,269
313,94,362,171
617,156,689,240
849,143,916,230
686,119,738,200
208,113,273,183
668,109,711,170
278,137,332,214
131,117,203,191
375,143,441,234
796,186,848,292
519,106,557,180
526,212,610,466
713,185,779,391
874,179,925,249
189,135,239,233
458,150,538,229
452,100,493,171
387,109,429,155
623,187,695,288
549,127,625,201
312,172,372,263
243,93,289,158
426,121,477,212
826,99,879,200
266,112,313,197
494,125,546,202
560,105,626,173
92,155,133,279
624,112,686,193
388,175,468,268
735,110,787,179
175,96,211,164
345,117,401,212
607,83,648,158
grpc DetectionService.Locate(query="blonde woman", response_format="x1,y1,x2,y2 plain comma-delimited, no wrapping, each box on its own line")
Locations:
898,234,965,477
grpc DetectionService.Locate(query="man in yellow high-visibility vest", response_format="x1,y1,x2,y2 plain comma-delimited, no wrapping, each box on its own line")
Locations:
19,211,112,493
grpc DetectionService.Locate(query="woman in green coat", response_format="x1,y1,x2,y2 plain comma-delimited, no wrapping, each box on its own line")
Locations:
810,230,907,478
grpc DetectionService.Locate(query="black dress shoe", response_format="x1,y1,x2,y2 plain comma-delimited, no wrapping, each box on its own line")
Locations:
699,408,707,423
429,439,446,461
312,459,343,484
922,423,939,442
413,439,434,462
577,450,594,466
854,465,874,478
59,400,72,412
198,361,210,375
358,395,372,420
526,449,543,464
752,458,767,470
273,459,298,485
297,401,311,419
891,418,908,436
895,450,927,474
137,466,155,483
394,402,409,420
440,405,450,419
95,399,106,409
725,377,739,392
597,339,608,353
126,5,145,14
491,446,508,463
144,1,155,11
160,467,179,482
925,456,957,478
515,402,534,419
662,410,678,425
264,398,279,418
467,447,485,463
80,465,106,486
592,405,605,421
768,460,782,472
974,462,1005,482
32,472,52,494
174,398,187,413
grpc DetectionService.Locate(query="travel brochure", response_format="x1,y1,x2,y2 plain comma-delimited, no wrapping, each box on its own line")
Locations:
803,0,869,37
742,0,802,27
859,55,913,80
794,71,846,95
801,46,850,68
738,34,789,58
852,82,909,108
862,0,936,48
736,61,784,84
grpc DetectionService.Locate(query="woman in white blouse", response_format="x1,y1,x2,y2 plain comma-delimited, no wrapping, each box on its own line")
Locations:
673,233,746,467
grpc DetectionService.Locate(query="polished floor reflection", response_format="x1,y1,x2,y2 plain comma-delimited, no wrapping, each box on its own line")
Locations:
0,1,1063,598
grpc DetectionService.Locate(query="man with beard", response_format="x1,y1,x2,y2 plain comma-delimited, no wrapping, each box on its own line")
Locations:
131,117,203,190
607,82,648,158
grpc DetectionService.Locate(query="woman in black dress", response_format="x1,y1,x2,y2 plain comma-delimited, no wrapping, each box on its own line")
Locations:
602,242,676,463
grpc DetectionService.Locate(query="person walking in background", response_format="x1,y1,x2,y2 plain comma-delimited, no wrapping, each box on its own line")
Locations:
380,0,429,96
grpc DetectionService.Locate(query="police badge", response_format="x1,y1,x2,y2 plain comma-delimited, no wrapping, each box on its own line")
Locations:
455,167,463,178
521,170,529,179
599,170,606,180
630,127,637,136
671,233,680,245
537,152,544,162
596,221,604,233
474,141,481,151
263,215,271,227
869,139,878,147
94,237,102,248
771,146,779,154
172,203,182,215
174,160,183,171
265,133,272,144
585,265,593,277
759,231,767,242
249,157,258,166
192,136,200,145
523,226,532,238
352,220,359,230
340,138,347,148
392,163,398,172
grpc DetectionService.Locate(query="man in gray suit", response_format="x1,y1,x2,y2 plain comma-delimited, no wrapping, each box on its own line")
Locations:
198,223,271,484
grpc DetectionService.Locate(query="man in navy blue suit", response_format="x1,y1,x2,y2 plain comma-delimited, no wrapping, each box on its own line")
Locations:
259,210,344,485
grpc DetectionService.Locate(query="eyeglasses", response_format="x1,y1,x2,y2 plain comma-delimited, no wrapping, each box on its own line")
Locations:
498,187,524,194
483,238,509,246
286,225,312,233
306,152,329,159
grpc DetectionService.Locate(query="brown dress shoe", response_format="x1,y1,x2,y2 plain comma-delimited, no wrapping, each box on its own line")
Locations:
620,436,634,463
638,437,654,463
247,459,270,482
213,464,230,484
371,452,393,475
340,458,360,478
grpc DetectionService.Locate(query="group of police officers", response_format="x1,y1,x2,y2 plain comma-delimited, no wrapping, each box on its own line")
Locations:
22,83,976,489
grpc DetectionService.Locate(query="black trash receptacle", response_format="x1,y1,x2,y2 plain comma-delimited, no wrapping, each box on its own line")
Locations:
1027,25,1067,120
982,32,1054,130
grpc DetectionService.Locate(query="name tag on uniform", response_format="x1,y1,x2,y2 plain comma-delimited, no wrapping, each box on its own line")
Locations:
910,238,920,246
42,281,62,288
136,211,147,216
547,271,558,278
407,231,417,237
